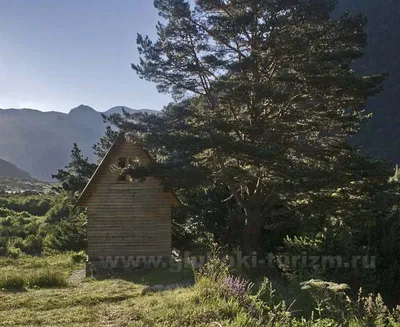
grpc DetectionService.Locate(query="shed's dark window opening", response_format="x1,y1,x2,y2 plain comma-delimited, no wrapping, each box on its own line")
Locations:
117,157,140,182
117,157,128,181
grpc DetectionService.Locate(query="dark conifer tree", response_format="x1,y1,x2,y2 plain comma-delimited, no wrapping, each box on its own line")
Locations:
92,124,119,161
109,0,385,253
52,143,97,193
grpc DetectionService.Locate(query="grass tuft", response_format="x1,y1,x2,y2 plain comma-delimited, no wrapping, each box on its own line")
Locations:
27,269,68,288
0,273,25,291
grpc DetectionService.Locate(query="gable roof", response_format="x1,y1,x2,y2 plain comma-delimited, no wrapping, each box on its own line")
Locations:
76,133,179,207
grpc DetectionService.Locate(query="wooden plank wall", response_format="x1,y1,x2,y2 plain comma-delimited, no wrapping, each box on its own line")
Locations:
85,140,172,260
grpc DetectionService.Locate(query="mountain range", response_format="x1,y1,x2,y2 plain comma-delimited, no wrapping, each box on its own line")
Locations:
0,105,157,181
0,158,32,180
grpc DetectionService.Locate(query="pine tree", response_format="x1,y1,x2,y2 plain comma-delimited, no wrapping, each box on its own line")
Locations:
92,125,119,161
52,143,97,193
111,0,385,253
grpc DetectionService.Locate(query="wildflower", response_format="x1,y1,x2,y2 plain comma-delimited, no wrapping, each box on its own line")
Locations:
223,275,249,299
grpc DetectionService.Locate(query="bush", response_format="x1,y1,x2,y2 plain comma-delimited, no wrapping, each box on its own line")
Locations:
42,215,87,253
0,195,54,216
0,236,7,255
27,269,68,288
71,251,87,263
45,195,71,223
0,273,24,291
8,237,25,251
7,246,22,259
0,192,87,256
23,234,43,255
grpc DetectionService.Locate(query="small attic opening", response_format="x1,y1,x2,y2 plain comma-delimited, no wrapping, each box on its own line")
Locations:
117,156,140,182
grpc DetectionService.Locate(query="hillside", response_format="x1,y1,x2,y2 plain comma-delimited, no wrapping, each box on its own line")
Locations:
0,177,55,193
0,105,157,181
0,158,32,180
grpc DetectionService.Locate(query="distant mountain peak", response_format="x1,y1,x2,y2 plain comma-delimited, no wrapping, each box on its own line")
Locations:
68,104,96,114
0,105,160,180
104,106,159,116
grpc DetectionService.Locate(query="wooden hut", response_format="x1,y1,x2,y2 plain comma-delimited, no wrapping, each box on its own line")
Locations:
77,133,178,269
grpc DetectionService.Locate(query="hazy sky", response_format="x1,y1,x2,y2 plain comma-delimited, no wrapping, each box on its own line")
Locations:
0,0,174,113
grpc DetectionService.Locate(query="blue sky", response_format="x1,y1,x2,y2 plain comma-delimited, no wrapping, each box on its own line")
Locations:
0,0,175,113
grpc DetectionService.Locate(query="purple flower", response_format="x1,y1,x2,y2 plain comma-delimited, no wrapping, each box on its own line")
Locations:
223,275,249,298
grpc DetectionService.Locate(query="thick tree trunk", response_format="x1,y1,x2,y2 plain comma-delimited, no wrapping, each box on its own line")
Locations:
242,208,263,255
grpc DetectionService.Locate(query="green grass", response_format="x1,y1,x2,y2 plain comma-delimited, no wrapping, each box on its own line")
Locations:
1,254,400,327
0,274,252,327
27,269,68,288
0,254,200,327
0,253,78,271
99,266,195,285
0,253,79,292
0,273,24,291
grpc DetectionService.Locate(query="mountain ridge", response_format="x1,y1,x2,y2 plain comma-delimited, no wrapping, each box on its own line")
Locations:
0,105,159,181
0,105,159,116
0,158,32,180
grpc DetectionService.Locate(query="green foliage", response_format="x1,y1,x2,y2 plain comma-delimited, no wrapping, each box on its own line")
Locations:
99,0,400,305
172,185,244,251
300,279,350,320
1,3,400,324
52,143,97,193
0,194,54,216
109,0,386,254
92,124,119,160
0,192,87,256
71,250,88,263
194,258,292,326
45,193,72,223
42,213,87,253
6,246,22,259
22,234,42,255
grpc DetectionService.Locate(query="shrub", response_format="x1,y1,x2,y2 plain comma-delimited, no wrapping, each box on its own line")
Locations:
42,216,87,253
0,273,24,291
0,192,87,256
7,246,22,259
23,234,43,255
71,250,87,263
0,195,54,216
45,195,71,223
0,236,7,255
27,269,68,288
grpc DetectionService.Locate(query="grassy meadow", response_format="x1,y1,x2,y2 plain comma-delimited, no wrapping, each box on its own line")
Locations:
1,188,400,326
1,253,400,327
0,254,194,327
